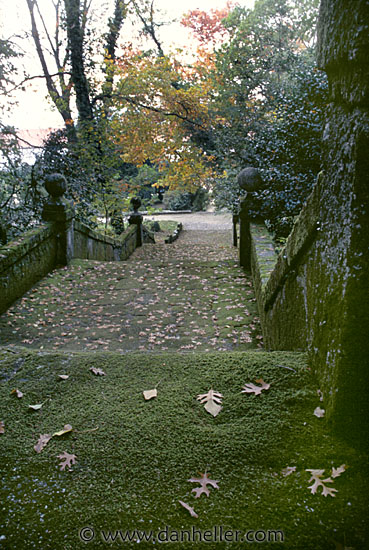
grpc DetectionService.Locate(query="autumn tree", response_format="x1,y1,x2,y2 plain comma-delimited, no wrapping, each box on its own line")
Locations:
110,48,214,192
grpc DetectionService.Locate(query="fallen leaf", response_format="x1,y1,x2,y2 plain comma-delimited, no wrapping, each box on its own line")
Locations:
58,375,69,380
241,378,270,396
331,464,347,478
11,388,23,398
313,406,325,418
197,389,223,417
143,388,157,400
306,469,338,497
52,424,73,437
90,367,106,376
29,403,43,410
0,421,4,434
188,472,220,498
58,451,77,470
34,433,52,453
281,466,296,477
178,500,198,518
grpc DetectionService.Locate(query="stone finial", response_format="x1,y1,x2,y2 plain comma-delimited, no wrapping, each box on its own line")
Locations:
237,167,263,192
128,197,143,226
42,173,74,224
44,173,67,204
128,196,143,247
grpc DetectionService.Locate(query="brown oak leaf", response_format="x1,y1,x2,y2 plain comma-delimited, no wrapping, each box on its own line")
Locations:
11,388,23,398
188,472,220,498
34,433,52,453
90,367,106,376
58,451,77,470
179,500,198,518
197,389,223,417
306,469,338,497
331,464,347,479
241,378,270,396
281,466,296,477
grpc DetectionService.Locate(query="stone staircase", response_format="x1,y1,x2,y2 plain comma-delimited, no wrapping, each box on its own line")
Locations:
0,222,262,353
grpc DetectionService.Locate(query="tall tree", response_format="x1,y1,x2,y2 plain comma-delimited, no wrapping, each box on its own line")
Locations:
207,0,327,236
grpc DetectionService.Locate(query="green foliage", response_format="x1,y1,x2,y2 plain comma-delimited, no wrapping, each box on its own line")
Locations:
162,187,209,212
162,189,192,211
191,187,210,212
210,0,327,236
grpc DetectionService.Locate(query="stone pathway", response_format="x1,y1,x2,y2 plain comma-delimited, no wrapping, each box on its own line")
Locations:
0,214,263,352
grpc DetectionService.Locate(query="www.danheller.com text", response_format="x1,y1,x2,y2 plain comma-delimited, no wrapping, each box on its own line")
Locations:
79,525,285,543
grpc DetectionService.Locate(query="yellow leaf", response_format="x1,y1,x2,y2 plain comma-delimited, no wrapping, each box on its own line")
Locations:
52,424,73,437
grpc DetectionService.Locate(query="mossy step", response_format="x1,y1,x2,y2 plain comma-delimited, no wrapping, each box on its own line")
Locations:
0,347,367,549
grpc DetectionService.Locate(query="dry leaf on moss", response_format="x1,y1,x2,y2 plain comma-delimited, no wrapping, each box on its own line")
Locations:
143,389,157,400
90,367,106,376
179,500,198,518
188,472,220,498
331,464,347,478
53,424,73,437
197,389,223,417
29,403,43,410
58,451,77,471
281,466,296,477
11,388,23,398
34,433,52,453
0,421,5,434
313,407,325,418
241,378,270,396
34,424,73,453
306,469,338,497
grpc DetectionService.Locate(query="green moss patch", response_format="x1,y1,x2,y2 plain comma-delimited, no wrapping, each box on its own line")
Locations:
0,348,367,549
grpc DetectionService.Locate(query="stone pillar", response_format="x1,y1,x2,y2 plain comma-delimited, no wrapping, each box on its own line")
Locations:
42,173,75,265
237,167,263,270
315,0,369,447
128,197,143,247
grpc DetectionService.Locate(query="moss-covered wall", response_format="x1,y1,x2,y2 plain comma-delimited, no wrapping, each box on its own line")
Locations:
314,0,369,446
252,177,321,352
0,224,58,315
250,0,369,448
73,221,138,261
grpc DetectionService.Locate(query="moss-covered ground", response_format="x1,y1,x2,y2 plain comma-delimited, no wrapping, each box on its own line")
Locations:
0,348,367,550
0,220,368,549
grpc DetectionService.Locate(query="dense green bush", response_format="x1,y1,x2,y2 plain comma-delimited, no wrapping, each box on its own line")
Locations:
162,189,193,211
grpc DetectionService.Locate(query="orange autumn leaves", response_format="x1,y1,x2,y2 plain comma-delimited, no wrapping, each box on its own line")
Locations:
110,48,214,191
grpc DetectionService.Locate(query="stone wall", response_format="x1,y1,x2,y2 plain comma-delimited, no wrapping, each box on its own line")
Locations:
0,225,58,315
314,0,369,446
73,221,138,261
251,176,321,352
250,0,369,448
0,222,143,315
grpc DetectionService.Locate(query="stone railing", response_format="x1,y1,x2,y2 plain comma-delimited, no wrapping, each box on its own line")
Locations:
0,224,58,316
0,175,152,315
247,175,321,351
